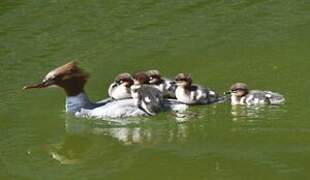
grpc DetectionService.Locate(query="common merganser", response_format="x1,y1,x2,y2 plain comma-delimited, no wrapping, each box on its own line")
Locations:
131,71,164,115
146,69,176,98
132,71,150,85
174,73,221,105
226,82,285,105
130,71,151,95
108,73,133,100
23,62,187,119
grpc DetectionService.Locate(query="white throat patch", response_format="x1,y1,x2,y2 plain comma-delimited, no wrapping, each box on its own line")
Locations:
65,93,91,113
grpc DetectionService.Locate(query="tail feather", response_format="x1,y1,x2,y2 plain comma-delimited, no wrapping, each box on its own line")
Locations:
264,91,285,104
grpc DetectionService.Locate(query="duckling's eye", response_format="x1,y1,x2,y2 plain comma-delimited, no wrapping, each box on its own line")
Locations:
231,88,243,92
152,75,160,79
176,78,186,81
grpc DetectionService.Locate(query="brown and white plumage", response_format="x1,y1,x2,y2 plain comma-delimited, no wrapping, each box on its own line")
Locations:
146,70,176,98
108,73,133,100
131,71,164,115
174,73,221,105
228,82,285,105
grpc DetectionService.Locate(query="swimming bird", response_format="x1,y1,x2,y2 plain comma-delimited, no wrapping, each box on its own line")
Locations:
146,69,176,98
226,82,285,105
131,71,164,115
23,62,186,119
174,73,221,104
108,73,133,100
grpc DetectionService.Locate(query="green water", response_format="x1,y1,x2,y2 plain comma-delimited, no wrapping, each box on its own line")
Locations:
1,0,310,179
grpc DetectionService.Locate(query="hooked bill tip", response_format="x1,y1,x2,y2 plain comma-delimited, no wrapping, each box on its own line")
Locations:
23,85,32,90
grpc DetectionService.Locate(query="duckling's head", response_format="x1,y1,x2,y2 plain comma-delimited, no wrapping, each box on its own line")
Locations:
132,71,150,85
146,70,162,84
229,82,249,98
23,61,89,96
114,73,134,88
175,73,192,87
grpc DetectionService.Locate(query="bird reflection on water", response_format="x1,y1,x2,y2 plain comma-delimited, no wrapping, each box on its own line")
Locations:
230,105,287,122
47,110,196,164
47,104,287,165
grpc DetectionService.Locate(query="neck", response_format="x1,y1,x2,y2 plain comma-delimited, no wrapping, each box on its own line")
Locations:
56,78,95,113
59,78,87,96
65,92,93,113
64,88,85,96
183,83,193,91
152,79,163,85
231,95,247,105
62,84,85,96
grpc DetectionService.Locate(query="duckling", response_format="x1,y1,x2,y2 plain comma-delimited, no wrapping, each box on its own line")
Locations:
226,82,285,105
131,71,164,115
146,69,176,98
108,73,134,100
175,73,221,104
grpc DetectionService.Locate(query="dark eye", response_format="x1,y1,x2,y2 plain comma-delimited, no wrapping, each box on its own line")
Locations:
231,88,243,92
176,78,185,81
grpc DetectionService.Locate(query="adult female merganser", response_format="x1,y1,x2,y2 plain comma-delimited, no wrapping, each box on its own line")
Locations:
131,71,164,115
174,73,221,105
146,69,176,98
108,73,133,100
226,82,285,105
23,62,187,119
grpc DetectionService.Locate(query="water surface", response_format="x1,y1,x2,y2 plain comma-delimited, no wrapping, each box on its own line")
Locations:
1,0,310,179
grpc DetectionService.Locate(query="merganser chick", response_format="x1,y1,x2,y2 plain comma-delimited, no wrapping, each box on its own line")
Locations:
131,71,164,115
130,71,150,93
132,71,150,86
131,85,163,115
108,73,133,100
175,73,221,104
226,82,285,105
146,69,176,98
